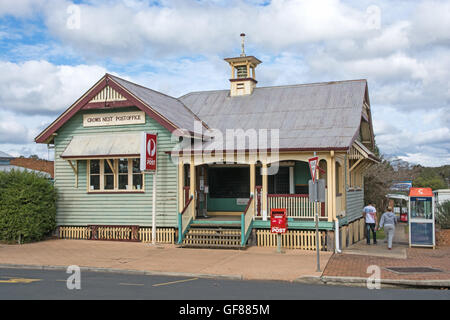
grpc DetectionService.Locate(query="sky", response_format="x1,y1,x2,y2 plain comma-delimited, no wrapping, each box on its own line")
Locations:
0,0,449,166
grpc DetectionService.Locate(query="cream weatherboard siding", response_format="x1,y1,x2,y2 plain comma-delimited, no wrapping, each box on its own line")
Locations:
54,107,179,227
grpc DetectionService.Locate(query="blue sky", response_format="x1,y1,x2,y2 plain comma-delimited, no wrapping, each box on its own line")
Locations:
0,0,449,166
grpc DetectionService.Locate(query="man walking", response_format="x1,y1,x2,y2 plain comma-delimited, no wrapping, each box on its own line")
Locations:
363,202,377,245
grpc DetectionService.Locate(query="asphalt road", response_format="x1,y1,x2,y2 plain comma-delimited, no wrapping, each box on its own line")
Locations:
0,268,449,300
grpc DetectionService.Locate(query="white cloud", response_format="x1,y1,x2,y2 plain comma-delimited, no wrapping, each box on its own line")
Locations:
0,0,449,167
410,0,450,47
0,60,107,115
37,0,374,59
0,0,45,18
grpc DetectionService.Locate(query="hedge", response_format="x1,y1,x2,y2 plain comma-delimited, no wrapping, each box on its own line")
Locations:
0,169,56,243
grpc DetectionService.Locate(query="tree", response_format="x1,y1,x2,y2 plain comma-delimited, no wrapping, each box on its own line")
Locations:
364,158,420,213
413,176,446,190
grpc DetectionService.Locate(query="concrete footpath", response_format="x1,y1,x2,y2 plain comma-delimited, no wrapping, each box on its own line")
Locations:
0,239,332,282
315,224,450,288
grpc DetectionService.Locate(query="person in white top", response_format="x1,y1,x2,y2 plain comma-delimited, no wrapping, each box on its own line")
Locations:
363,203,377,245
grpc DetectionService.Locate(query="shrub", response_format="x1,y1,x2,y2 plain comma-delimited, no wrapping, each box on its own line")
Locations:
0,169,56,243
436,200,450,229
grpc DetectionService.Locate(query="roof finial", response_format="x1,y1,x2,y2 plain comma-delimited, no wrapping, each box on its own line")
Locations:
240,33,246,57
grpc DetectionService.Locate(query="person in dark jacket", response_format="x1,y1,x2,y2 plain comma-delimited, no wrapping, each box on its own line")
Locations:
378,207,398,250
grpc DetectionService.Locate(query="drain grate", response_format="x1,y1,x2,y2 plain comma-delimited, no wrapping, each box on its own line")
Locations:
385,267,443,274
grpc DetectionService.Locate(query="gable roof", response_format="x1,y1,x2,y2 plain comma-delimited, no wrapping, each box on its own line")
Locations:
108,75,207,133
35,74,374,153
179,79,369,150
35,74,206,144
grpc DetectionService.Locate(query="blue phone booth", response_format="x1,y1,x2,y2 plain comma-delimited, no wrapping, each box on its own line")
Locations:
408,188,435,248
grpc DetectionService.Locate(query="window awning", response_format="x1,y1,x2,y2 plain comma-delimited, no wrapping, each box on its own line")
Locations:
60,133,141,159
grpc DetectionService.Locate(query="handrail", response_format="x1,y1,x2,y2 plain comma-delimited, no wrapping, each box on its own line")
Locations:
243,195,254,215
180,195,193,215
241,195,254,246
178,195,194,244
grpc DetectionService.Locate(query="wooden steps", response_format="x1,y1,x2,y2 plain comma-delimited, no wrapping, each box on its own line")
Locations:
181,226,243,249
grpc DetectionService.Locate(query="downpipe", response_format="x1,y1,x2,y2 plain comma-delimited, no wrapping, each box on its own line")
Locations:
335,219,341,253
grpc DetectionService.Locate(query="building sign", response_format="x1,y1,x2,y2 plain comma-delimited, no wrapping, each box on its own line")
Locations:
390,180,412,192
83,111,145,127
270,209,287,233
140,132,157,172
236,198,249,205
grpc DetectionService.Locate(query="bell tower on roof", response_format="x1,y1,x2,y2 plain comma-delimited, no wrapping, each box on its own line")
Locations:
224,33,262,97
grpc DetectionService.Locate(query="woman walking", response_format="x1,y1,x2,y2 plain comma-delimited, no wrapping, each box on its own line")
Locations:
378,207,398,250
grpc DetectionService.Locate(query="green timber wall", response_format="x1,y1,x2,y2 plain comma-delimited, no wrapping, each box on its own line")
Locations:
345,189,364,223
54,107,178,227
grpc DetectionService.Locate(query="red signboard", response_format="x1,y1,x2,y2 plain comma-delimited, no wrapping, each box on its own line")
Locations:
409,187,433,197
270,209,287,233
141,132,157,172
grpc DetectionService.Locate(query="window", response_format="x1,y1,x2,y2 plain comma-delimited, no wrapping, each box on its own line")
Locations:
268,167,289,194
89,160,100,190
132,159,143,190
236,65,247,78
335,162,341,195
104,159,114,190
118,158,128,190
88,158,144,192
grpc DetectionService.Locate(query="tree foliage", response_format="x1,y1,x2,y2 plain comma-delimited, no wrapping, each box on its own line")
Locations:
436,200,450,229
413,176,447,190
364,159,421,212
0,170,56,243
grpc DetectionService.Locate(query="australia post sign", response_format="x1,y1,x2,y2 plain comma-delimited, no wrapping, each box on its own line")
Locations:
270,209,287,234
140,132,157,172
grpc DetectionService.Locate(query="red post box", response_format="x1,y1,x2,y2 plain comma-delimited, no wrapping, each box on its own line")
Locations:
270,208,287,233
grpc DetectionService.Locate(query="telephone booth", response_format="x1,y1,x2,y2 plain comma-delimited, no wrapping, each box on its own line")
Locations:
408,188,435,248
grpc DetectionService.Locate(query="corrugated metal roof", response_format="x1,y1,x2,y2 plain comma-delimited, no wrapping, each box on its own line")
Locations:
109,75,206,134
179,80,367,150
0,165,51,178
61,133,141,159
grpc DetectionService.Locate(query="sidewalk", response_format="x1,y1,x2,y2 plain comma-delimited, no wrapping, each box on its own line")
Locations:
321,224,450,287
0,239,332,282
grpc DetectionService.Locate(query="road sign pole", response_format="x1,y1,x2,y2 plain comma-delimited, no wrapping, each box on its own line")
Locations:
313,152,320,272
152,170,157,245
277,233,281,253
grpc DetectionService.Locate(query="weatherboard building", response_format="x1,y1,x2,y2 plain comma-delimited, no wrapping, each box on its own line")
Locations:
35,41,378,250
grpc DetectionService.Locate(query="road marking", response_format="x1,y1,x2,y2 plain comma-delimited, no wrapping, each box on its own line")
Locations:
0,278,41,284
119,283,144,286
152,277,198,287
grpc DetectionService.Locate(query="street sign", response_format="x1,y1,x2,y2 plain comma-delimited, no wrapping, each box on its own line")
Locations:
141,132,157,172
270,209,287,234
308,157,319,183
140,132,158,245
309,179,326,203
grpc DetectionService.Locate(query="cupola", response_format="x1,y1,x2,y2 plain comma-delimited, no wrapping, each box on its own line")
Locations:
224,33,261,97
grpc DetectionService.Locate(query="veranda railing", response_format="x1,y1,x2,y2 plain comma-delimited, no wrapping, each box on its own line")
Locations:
267,194,324,219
